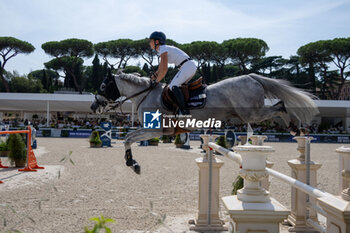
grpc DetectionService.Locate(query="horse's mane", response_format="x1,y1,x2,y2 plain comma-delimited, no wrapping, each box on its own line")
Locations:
117,72,150,86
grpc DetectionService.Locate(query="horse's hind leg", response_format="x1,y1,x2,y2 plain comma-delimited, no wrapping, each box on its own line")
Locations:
249,101,290,125
124,129,163,174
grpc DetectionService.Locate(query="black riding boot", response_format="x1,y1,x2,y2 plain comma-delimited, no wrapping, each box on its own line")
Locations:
172,86,190,115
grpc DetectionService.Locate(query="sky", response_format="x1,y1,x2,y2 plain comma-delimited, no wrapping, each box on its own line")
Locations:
1,0,350,75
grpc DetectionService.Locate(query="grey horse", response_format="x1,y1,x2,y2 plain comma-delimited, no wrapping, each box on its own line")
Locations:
91,71,319,174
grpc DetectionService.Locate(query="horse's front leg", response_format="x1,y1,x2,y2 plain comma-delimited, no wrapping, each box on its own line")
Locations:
124,129,163,174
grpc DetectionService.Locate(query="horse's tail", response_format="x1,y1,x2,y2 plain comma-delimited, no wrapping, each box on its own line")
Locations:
248,73,319,124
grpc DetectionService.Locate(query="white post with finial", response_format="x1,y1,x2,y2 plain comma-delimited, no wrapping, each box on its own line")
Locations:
287,136,321,232
221,140,289,232
189,134,227,232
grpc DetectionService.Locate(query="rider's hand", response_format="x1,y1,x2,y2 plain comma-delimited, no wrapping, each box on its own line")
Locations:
150,79,158,88
151,72,158,81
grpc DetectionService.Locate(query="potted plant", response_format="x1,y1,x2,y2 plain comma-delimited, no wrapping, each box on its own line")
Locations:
0,139,9,157
216,135,228,154
149,137,160,146
174,134,184,148
89,131,102,148
7,134,27,167
161,135,171,143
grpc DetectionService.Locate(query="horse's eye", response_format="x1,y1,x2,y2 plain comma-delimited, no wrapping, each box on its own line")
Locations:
100,83,106,92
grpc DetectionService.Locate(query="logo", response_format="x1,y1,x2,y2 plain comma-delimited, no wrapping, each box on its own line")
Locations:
143,109,162,129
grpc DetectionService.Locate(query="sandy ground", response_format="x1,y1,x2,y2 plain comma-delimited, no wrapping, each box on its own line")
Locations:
0,138,344,233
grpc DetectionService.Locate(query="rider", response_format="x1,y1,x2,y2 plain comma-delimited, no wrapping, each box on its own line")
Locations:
149,31,197,115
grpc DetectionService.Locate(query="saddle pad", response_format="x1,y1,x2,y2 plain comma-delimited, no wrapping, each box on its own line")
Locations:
161,85,207,112
185,86,207,109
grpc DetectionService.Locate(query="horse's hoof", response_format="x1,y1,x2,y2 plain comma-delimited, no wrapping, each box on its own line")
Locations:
133,164,141,175
126,159,133,167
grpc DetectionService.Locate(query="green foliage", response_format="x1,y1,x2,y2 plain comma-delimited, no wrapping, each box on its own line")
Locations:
120,128,128,138
174,134,183,145
42,38,93,92
0,139,8,151
223,38,269,73
7,134,26,165
0,36,35,54
60,130,70,137
160,135,171,143
232,175,244,195
216,135,228,148
29,69,61,93
9,75,44,93
94,39,137,69
41,130,51,137
42,38,94,58
123,66,147,76
90,131,102,144
133,38,158,67
149,138,160,143
297,37,350,99
84,215,116,233
0,37,35,92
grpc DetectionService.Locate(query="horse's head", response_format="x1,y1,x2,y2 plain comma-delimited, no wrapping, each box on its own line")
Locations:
90,69,121,113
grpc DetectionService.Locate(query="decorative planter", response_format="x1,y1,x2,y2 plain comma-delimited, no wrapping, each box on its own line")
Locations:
15,160,26,168
149,141,159,146
175,144,184,148
0,151,9,157
90,142,102,148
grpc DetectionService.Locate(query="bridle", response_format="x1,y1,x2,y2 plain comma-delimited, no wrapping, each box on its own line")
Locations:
115,81,157,114
98,70,158,115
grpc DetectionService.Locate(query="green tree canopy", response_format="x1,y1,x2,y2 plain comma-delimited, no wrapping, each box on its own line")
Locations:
42,38,93,93
0,37,35,92
6,71,44,93
94,39,137,69
133,38,157,70
298,38,350,99
29,69,61,93
325,38,350,99
222,38,269,73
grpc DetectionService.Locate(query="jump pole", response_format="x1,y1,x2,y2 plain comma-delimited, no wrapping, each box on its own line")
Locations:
0,126,44,180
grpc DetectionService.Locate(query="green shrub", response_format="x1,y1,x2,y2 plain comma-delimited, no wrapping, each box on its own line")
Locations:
42,129,51,137
0,140,8,151
90,131,102,144
216,135,228,148
174,134,183,145
161,135,171,143
61,130,70,137
232,175,244,195
149,138,160,143
120,128,128,138
7,134,27,165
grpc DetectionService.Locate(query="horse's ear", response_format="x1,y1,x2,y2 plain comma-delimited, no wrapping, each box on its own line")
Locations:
116,69,124,75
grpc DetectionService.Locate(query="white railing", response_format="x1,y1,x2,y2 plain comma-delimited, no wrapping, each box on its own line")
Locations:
205,135,350,233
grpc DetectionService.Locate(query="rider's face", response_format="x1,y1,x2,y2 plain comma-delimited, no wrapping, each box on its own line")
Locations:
149,39,159,51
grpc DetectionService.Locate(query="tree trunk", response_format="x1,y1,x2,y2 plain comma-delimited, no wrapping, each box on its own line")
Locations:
0,68,10,92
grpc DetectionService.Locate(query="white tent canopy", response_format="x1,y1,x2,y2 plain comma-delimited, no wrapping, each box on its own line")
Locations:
0,93,134,126
0,93,133,113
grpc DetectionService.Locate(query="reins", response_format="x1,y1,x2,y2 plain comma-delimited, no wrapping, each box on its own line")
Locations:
114,81,158,115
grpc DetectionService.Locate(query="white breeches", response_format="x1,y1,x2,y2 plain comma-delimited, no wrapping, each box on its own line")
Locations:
169,60,197,89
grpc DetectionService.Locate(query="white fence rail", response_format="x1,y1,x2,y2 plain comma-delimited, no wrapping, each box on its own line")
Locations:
204,135,350,233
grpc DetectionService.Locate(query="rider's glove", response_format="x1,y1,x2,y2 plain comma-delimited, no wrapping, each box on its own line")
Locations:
150,80,158,88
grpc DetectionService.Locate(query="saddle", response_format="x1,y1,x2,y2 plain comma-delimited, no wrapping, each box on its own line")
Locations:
161,77,207,112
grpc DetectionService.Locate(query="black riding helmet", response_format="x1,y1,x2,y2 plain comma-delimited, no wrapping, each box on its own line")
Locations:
149,31,166,45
